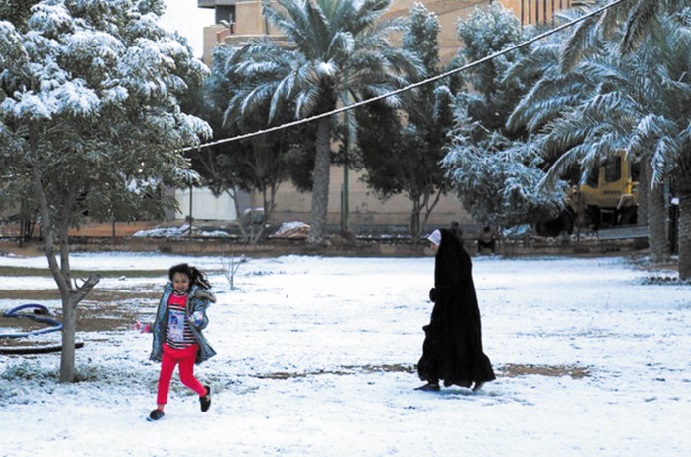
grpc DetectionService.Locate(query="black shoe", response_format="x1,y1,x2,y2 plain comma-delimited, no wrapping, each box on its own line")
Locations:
472,382,485,392
415,383,440,392
200,385,211,412
148,409,165,421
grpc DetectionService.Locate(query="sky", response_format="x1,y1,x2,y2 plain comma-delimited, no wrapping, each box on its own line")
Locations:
1,249,689,456
160,0,215,58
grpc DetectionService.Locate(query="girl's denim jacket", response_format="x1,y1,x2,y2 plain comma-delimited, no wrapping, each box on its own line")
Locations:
150,283,217,364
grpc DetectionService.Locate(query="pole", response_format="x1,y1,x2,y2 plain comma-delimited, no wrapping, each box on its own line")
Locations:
343,160,350,233
188,181,193,238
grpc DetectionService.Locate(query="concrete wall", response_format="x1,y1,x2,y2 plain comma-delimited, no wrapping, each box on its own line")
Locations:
265,165,474,227
175,187,238,221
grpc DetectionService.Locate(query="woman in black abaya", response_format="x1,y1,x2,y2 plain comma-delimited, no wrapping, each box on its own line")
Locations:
416,228,495,391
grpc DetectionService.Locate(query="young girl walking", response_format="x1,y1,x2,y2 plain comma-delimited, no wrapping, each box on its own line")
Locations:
148,263,217,421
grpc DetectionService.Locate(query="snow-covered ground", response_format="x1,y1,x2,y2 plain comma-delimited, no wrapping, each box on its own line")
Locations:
1,252,689,456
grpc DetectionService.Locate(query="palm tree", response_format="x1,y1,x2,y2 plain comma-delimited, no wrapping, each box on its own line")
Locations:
560,0,680,70
511,2,690,276
631,10,691,277
558,0,689,271
525,37,674,263
223,0,422,244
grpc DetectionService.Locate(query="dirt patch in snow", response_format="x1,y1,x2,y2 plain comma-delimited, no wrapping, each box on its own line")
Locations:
500,363,590,379
255,363,590,380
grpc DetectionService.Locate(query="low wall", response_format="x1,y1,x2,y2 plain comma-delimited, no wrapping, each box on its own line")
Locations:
0,235,648,259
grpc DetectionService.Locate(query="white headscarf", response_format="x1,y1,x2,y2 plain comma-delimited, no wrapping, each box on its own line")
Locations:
426,229,441,246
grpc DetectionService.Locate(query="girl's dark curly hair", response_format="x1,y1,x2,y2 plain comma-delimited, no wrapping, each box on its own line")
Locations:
168,263,211,290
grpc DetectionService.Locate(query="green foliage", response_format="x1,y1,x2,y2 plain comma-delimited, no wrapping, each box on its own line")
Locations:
444,102,567,228
0,0,39,31
452,2,531,135
456,3,521,99
0,0,210,235
443,2,553,228
1,360,57,382
204,44,316,196
403,2,440,72
356,2,452,237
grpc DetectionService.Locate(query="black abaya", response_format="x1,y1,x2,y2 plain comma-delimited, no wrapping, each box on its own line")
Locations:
417,229,496,388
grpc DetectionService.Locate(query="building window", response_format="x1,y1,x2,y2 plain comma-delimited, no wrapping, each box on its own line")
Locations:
215,5,235,24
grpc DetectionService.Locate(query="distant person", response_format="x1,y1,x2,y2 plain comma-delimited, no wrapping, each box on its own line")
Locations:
416,228,496,392
450,221,464,246
148,263,216,421
477,225,497,254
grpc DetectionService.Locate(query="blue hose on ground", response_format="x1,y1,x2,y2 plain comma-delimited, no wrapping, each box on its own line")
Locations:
1,303,63,338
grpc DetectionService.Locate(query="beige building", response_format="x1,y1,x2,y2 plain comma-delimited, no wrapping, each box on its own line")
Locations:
199,1,577,65
193,0,574,230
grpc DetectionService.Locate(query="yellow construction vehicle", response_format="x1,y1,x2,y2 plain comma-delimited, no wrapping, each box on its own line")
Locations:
535,150,639,236
573,150,639,229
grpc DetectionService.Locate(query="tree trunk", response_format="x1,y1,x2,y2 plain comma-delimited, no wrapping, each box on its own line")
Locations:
60,293,78,382
342,161,350,235
648,180,669,264
307,117,333,245
34,177,100,382
58,275,100,382
409,197,421,240
678,177,691,280
637,160,649,228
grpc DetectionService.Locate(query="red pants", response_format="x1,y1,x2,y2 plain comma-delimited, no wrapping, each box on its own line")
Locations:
156,343,206,405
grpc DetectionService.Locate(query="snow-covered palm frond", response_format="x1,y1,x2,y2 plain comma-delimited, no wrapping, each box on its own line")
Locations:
315,60,338,79
327,32,355,60
273,0,330,57
263,0,303,43
294,85,322,118
634,114,674,141
650,136,682,185
508,73,589,133
503,41,560,83
578,57,625,85
536,147,582,191
620,0,662,53
349,0,393,35
237,84,279,117
233,60,283,79
560,13,599,72
538,108,594,158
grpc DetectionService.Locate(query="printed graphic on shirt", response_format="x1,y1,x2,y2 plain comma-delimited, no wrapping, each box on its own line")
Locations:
167,309,186,343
